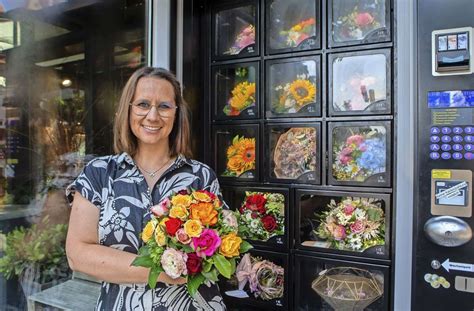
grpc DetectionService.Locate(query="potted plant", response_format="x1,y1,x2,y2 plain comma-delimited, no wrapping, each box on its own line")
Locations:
0,217,70,300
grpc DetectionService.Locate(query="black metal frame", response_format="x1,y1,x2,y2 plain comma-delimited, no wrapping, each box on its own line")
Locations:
264,122,322,184
265,55,322,118
327,0,392,48
211,0,260,61
264,0,322,55
221,185,291,250
211,61,261,121
328,48,392,116
327,120,392,188
294,189,391,260
292,252,391,311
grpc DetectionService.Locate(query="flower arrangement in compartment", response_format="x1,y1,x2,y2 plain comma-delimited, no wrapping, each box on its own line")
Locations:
333,2,386,42
311,197,385,252
237,192,285,243
224,253,284,303
279,18,316,48
222,135,256,178
332,54,388,113
272,73,317,114
222,67,256,117
332,126,387,183
225,24,256,56
132,188,253,296
311,267,383,311
273,127,317,180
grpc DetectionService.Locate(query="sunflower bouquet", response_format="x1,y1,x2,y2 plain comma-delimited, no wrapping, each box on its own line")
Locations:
235,253,284,301
334,5,382,41
279,18,316,48
225,24,256,55
314,197,385,252
222,135,256,177
237,192,285,242
332,128,386,182
272,74,316,114
132,189,252,296
223,81,256,116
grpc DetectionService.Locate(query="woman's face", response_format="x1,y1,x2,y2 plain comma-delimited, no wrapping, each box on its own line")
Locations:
129,77,177,148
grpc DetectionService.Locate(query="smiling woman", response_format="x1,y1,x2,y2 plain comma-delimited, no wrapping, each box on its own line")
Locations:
65,67,227,310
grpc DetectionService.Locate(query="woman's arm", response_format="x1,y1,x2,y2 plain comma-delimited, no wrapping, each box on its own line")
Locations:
66,192,186,285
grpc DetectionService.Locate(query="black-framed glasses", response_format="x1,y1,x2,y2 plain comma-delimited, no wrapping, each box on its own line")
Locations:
129,100,178,118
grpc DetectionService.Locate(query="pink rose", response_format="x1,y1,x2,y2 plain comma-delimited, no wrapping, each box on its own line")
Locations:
344,204,355,215
332,225,346,241
355,12,374,27
151,198,170,217
192,229,221,257
175,228,191,244
339,155,352,165
346,135,365,146
350,220,365,234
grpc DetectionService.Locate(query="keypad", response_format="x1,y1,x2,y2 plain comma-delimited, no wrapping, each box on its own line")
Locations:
430,126,474,160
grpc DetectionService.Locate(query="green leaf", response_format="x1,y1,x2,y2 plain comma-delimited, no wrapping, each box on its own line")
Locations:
148,268,160,289
131,255,154,268
181,244,194,253
202,268,219,282
229,258,236,275
213,254,232,279
239,240,253,253
187,273,206,297
203,260,212,273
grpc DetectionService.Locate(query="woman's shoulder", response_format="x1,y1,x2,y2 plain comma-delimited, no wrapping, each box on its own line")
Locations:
178,155,215,174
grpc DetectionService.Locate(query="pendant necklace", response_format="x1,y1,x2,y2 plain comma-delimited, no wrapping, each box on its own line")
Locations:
137,158,171,178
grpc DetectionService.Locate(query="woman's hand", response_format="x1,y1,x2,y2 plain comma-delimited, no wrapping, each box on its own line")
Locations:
159,272,187,285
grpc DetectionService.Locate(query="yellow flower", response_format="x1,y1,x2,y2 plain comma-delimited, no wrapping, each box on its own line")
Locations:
142,220,156,243
169,205,189,221
154,227,167,246
291,24,302,32
219,232,242,258
289,79,316,107
171,194,193,208
159,217,169,228
229,82,256,111
184,219,203,237
225,137,256,176
192,191,212,203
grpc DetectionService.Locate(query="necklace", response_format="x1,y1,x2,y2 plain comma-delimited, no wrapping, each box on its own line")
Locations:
136,158,171,178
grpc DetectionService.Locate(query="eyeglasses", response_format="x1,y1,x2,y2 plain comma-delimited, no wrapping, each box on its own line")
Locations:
129,100,178,118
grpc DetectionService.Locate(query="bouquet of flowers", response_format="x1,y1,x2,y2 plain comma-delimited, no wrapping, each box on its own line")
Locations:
334,5,382,41
132,189,252,296
225,24,255,55
237,192,285,242
223,81,256,116
272,74,316,114
314,197,385,251
332,128,386,181
279,18,316,47
235,253,284,301
273,128,317,179
222,135,256,177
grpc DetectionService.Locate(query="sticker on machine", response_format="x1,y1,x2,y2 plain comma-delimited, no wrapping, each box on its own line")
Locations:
435,180,469,206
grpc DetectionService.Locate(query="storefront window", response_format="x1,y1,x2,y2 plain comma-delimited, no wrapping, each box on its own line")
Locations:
0,1,147,308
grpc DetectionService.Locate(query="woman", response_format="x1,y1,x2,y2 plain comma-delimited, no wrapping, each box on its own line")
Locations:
66,67,227,310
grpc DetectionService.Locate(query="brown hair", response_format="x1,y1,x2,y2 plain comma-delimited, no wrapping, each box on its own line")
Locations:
113,67,192,158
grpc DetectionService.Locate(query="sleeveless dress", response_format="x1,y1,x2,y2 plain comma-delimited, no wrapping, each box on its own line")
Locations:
66,152,227,310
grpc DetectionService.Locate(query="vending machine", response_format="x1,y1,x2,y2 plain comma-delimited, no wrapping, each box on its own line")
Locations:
413,0,474,310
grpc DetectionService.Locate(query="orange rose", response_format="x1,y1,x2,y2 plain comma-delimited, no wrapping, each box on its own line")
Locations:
190,202,218,226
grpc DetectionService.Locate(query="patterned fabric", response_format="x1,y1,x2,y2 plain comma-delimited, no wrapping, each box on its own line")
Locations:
66,152,227,311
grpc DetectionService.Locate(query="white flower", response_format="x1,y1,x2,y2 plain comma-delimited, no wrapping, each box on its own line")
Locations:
354,208,366,221
250,219,260,229
348,234,362,250
222,210,238,230
161,248,188,279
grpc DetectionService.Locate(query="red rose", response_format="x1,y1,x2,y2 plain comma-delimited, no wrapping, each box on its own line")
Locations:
165,218,182,236
245,194,267,214
261,215,278,232
239,205,246,214
186,253,203,275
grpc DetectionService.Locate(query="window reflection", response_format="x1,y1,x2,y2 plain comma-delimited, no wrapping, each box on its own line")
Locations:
0,0,146,308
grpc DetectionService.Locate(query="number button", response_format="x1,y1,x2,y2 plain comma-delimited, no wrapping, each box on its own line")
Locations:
453,135,463,143
453,127,463,134
465,135,473,143
453,144,463,151
441,136,452,143
453,152,463,160
464,126,473,134
441,127,452,134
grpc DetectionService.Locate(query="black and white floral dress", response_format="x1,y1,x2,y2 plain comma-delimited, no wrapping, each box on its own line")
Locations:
66,152,227,311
